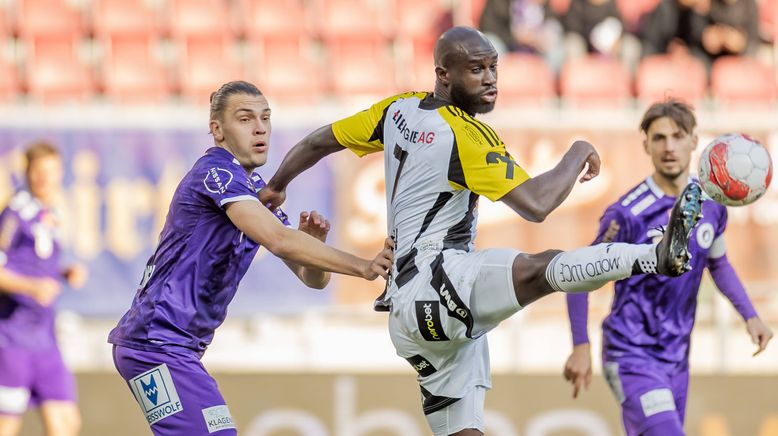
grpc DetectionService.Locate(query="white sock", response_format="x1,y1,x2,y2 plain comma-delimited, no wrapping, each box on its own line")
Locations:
545,243,657,293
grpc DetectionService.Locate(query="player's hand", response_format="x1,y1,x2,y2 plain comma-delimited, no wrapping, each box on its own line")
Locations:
571,140,601,182
30,277,61,306
63,263,88,289
298,211,330,243
746,316,773,356
363,238,395,281
258,185,286,210
563,343,592,399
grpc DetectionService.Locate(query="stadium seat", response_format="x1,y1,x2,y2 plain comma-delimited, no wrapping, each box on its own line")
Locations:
560,55,632,106
494,53,556,106
760,0,778,42
329,50,399,100
393,0,448,46
93,0,160,40
243,0,313,64
318,0,388,58
179,39,245,104
636,54,707,104
255,52,326,105
27,52,94,103
0,58,19,102
406,56,435,92
17,0,85,40
710,56,778,106
169,0,235,41
102,36,171,103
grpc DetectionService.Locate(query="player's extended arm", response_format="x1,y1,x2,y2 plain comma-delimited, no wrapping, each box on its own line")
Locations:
283,211,332,289
226,200,391,280
499,140,600,222
261,125,345,209
708,252,774,355
564,293,593,398
0,266,61,306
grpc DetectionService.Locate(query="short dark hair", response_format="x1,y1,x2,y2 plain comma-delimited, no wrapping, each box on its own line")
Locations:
640,99,697,135
24,141,60,173
209,81,263,121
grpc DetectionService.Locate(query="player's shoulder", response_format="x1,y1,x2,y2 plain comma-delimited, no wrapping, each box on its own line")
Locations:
4,190,41,221
438,106,501,148
369,91,429,112
189,147,254,195
614,178,671,217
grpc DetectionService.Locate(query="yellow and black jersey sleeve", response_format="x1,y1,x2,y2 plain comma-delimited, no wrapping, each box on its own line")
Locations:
331,92,427,157
439,106,530,201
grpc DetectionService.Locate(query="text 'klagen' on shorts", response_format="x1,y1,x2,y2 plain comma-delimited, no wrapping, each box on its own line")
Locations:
112,345,237,435
388,248,522,422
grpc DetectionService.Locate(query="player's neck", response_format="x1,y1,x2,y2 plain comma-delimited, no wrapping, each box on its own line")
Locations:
651,172,689,197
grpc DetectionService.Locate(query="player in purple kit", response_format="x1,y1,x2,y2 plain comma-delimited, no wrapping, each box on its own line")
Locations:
108,81,394,435
0,142,88,436
563,100,774,436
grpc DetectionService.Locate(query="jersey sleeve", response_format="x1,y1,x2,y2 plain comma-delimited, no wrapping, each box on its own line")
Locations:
251,172,291,226
331,92,422,157
0,207,19,266
439,107,530,201
196,160,260,209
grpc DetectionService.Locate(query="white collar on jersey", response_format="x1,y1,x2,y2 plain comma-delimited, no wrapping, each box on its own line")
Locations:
645,175,696,199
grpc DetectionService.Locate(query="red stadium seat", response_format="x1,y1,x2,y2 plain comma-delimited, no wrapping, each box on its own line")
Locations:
406,57,435,93
102,36,171,103
179,39,245,104
318,0,388,58
760,0,778,42
27,52,94,103
256,52,326,105
560,56,632,106
495,53,556,106
17,0,85,40
0,58,19,102
329,49,399,99
710,56,777,106
243,0,309,39
169,0,234,41
636,54,707,104
93,0,160,39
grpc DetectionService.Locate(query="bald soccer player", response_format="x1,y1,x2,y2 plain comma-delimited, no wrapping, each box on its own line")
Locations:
260,28,704,436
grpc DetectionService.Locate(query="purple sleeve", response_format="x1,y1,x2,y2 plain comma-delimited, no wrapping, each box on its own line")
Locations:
708,254,758,321
566,206,631,345
251,173,290,226
567,293,590,345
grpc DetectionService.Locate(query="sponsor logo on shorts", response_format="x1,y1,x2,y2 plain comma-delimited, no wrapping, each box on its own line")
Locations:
415,301,449,341
405,355,437,377
129,363,183,425
430,254,474,338
640,388,676,417
0,385,30,414
202,405,236,433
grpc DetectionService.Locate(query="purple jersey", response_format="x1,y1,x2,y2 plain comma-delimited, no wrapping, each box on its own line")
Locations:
572,178,735,363
108,147,289,355
0,191,62,349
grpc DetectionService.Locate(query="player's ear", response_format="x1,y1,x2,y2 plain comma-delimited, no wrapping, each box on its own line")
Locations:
435,66,449,86
210,120,224,142
691,133,699,151
642,138,649,155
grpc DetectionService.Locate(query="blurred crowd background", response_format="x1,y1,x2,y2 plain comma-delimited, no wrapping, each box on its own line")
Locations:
1,1,777,435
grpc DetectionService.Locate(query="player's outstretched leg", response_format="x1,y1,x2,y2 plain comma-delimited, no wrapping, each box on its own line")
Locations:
655,182,703,276
510,183,703,306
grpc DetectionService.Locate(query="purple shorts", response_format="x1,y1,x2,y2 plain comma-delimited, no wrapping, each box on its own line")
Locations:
0,345,76,415
603,358,688,436
112,345,237,435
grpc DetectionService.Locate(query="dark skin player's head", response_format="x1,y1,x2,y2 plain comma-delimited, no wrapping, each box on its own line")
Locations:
433,26,499,116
